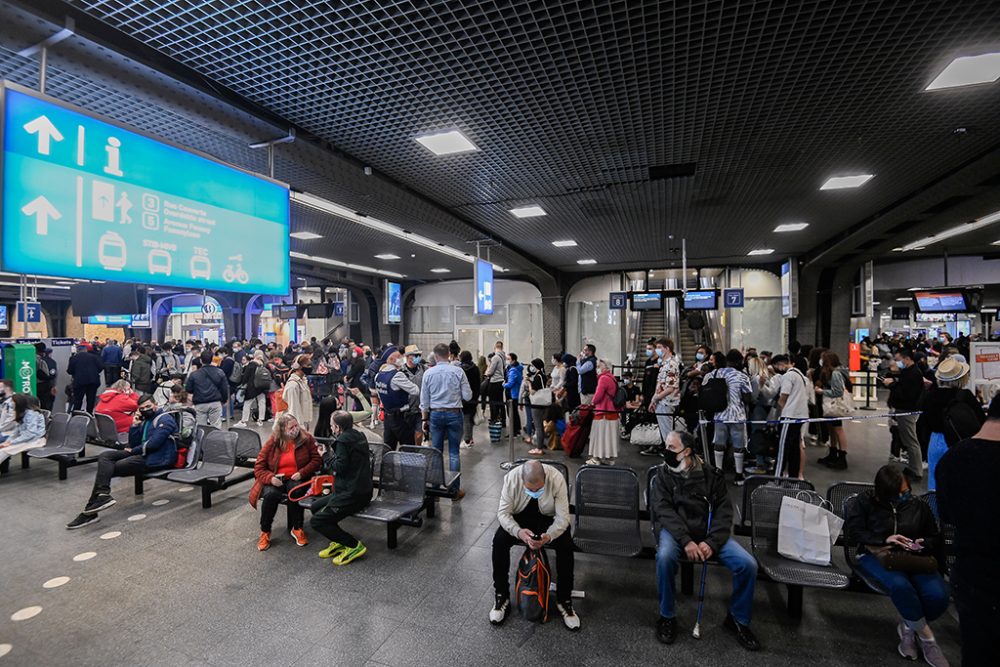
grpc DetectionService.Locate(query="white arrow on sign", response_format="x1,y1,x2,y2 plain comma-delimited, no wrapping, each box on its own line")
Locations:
21,195,61,235
23,115,64,155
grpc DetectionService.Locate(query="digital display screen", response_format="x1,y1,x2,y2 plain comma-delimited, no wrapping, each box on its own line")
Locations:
630,292,663,311
890,306,910,320
474,259,494,315
0,304,6,330
386,280,401,324
277,305,299,320
1,84,290,294
305,303,332,319
913,291,969,313
683,290,717,310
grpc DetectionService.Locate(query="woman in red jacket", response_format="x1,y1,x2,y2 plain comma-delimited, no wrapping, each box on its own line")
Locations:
249,414,321,551
586,359,620,465
95,379,139,438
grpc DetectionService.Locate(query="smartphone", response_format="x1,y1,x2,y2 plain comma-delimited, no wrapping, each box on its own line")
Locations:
273,473,285,480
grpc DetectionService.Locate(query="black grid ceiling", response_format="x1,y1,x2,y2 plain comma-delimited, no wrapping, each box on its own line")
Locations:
61,0,1000,270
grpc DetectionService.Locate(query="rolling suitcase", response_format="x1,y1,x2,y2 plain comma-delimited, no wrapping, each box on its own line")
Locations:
561,404,594,458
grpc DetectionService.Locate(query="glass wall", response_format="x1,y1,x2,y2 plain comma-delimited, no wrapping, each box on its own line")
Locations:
726,296,784,355
565,299,622,362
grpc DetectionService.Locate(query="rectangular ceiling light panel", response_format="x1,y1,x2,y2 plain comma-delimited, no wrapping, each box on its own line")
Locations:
926,53,1000,90
415,130,478,155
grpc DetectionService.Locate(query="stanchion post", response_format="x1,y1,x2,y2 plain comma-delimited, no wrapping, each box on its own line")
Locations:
500,398,518,470
775,420,790,476
698,410,712,465
861,368,876,411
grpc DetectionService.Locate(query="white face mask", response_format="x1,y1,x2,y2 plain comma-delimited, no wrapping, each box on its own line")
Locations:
394,357,405,368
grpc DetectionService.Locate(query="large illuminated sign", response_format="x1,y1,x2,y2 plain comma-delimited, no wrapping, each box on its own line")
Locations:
474,259,494,315
1,83,289,294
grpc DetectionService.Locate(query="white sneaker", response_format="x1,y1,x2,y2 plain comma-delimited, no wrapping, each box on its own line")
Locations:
556,600,581,631
489,595,509,625
585,457,601,466
234,421,248,428
460,441,474,449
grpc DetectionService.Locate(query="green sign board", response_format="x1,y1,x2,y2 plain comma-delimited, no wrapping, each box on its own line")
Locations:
2,343,37,396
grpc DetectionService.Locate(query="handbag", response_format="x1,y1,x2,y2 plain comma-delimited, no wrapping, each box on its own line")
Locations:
530,388,553,407
777,492,844,566
287,475,335,502
825,392,856,418
630,423,662,446
871,546,939,574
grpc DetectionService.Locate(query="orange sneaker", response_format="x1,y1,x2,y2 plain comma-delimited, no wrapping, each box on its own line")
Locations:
290,528,308,547
257,531,271,551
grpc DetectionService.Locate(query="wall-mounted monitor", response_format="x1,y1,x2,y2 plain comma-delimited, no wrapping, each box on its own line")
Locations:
890,306,910,321
912,290,971,313
683,290,718,310
70,283,147,316
385,280,402,324
629,292,662,311
276,304,299,320
305,302,332,319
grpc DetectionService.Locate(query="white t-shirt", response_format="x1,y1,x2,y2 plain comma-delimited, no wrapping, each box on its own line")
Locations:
778,368,810,419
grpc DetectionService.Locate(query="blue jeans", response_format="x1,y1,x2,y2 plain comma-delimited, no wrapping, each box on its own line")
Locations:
856,553,950,623
927,432,947,491
430,410,463,474
656,529,757,625
524,404,534,437
713,422,747,449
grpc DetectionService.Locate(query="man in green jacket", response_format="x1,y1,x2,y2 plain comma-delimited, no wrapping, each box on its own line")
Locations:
312,410,373,565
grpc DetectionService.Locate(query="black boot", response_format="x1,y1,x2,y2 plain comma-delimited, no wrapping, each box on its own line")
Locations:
827,450,847,470
817,447,837,466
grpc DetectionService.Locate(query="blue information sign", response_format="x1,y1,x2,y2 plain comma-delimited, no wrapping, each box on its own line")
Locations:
333,302,344,317
386,280,401,324
609,292,627,310
0,304,6,330
723,288,745,308
474,259,494,315
16,301,41,322
1,83,290,294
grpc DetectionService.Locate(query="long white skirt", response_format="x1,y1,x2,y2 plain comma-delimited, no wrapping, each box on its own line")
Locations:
589,417,619,460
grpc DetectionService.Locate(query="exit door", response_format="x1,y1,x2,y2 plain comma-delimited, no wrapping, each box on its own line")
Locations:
457,327,506,362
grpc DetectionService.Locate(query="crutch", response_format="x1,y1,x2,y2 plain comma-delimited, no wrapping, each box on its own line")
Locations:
692,501,714,639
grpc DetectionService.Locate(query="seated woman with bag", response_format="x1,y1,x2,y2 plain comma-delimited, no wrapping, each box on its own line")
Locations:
0,394,46,472
249,414,322,552
844,465,950,667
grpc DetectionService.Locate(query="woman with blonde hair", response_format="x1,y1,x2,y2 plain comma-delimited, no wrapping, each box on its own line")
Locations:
249,413,322,552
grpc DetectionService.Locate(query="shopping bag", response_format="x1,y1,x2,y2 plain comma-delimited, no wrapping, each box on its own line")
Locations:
777,493,844,566
824,393,855,418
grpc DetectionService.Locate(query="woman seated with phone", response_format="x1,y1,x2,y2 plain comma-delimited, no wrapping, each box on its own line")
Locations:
844,465,950,667
248,414,321,552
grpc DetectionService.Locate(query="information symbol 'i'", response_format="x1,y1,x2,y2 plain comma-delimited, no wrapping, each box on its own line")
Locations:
104,137,123,176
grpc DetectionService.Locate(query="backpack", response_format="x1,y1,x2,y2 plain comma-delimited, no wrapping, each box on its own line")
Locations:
253,364,273,391
698,375,730,414
942,396,983,447
612,378,627,411
228,362,244,384
515,547,551,623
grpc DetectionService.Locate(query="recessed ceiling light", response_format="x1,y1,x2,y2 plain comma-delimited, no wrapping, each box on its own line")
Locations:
872,301,880,305
510,205,546,218
774,222,809,232
414,130,478,155
896,298,912,302
374,254,400,260
907,287,927,292
577,259,598,265
290,231,322,240
899,210,1000,252
747,248,774,256
926,53,1000,90
992,240,1000,246
551,240,577,247
820,174,874,190
288,251,405,279
430,268,451,273
56,281,75,285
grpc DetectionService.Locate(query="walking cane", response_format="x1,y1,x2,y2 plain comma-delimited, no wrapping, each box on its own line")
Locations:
692,501,714,639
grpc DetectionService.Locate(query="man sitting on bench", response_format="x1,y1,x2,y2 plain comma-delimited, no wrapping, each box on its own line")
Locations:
66,394,177,530
490,460,580,630
652,430,760,651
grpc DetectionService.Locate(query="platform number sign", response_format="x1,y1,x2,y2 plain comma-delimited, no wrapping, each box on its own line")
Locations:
609,292,627,310
723,289,744,309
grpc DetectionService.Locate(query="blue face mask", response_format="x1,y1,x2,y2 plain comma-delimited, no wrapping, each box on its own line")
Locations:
414,355,422,364
695,352,706,361
656,348,665,358
645,349,653,358
524,487,545,500
896,360,905,370
892,490,912,504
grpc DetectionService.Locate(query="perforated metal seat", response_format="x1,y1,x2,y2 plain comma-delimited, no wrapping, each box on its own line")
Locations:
167,430,238,483
402,445,460,489
357,451,429,522
228,427,262,462
28,414,89,458
736,475,815,530
91,413,121,447
573,465,642,557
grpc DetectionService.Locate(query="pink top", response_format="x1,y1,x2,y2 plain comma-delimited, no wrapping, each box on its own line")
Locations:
592,371,618,417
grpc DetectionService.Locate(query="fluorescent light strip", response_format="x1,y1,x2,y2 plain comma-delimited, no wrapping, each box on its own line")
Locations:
374,254,401,260
290,231,322,240
291,191,506,272
430,268,451,273
774,223,809,232
747,248,775,256
0,280,70,290
552,240,577,247
820,174,874,190
289,251,405,279
926,53,1000,90
899,210,1000,252
577,259,597,265
510,205,546,218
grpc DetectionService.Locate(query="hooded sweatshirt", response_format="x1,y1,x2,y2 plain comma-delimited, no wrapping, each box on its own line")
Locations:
321,427,373,509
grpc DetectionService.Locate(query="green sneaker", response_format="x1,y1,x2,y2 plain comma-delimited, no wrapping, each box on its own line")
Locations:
318,541,346,559
332,541,367,566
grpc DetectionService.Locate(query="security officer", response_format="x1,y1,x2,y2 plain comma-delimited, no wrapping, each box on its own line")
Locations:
374,348,420,450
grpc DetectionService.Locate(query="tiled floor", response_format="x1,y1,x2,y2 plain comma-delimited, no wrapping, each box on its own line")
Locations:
0,403,960,666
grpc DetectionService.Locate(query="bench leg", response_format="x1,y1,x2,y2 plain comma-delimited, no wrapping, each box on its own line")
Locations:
787,584,803,620
134,476,144,496
387,522,399,550
681,561,694,596
201,486,213,509
20,452,30,469
426,497,436,519
58,459,69,481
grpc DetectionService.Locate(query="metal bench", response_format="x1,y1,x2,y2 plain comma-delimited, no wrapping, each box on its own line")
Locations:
229,427,263,466
355,450,430,549
735,475,815,536
512,457,571,502
89,412,124,448
920,490,956,576
749,485,850,619
27,413,94,479
836,487,890,595
572,465,642,557
167,430,247,508
399,445,461,513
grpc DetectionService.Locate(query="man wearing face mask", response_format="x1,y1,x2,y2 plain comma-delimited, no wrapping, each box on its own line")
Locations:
577,344,598,405
652,431,761,651
490,460,579,630
648,339,681,456
401,345,426,445
375,348,420,450
485,341,507,425
66,395,177,529
641,338,660,410
883,349,925,481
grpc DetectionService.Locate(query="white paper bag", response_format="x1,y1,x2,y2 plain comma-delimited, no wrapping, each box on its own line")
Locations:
777,494,844,566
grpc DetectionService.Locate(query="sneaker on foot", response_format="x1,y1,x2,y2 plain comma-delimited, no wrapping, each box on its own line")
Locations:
234,421,248,428
918,637,949,667
66,513,100,530
489,595,510,625
332,541,367,565
84,494,116,514
290,528,308,547
556,600,581,631
460,441,474,449
733,473,746,487
585,457,602,465
257,531,271,551
723,613,761,651
656,616,677,644
745,466,769,476
318,541,346,559
897,622,918,660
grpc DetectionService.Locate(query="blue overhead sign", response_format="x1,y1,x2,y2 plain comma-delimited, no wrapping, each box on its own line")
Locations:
385,280,401,324
474,258,494,315
16,301,41,322
723,288,744,308
0,304,6,330
1,83,290,294
609,292,627,310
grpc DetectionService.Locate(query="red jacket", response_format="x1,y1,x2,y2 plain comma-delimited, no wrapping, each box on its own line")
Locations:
248,432,322,508
95,390,139,433
593,371,619,418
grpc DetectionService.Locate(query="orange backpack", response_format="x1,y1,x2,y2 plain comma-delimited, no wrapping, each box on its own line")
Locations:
515,547,551,622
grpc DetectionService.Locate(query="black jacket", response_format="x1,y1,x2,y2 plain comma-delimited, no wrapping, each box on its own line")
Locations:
651,461,733,554
918,386,984,441
68,351,104,386
184,366,230,405
130,354,154,388
887,364,924,410
461,362,481,415
321,427,373,509
844,489,940,557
